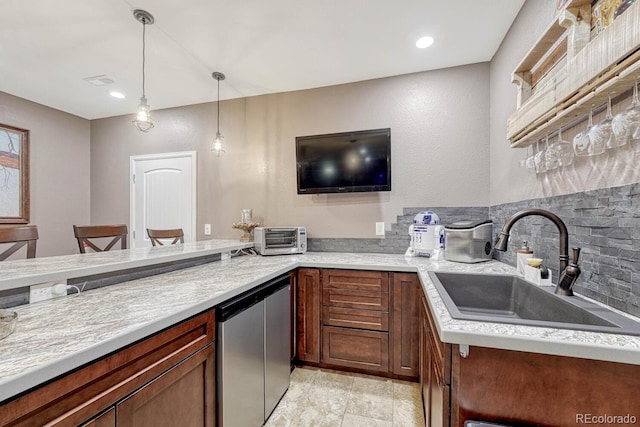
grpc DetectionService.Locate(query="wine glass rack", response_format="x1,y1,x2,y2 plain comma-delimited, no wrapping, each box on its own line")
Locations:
508,0,640,148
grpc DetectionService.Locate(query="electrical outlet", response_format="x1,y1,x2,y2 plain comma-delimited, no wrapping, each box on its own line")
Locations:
204,223,212,235
376,222,385,236
30,281,67,303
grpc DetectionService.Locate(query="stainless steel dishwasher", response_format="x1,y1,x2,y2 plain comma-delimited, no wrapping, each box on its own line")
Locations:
217,274,291,427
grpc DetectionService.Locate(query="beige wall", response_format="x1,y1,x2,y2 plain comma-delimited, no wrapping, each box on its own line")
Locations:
91,63,491,240
0,92,91,256
489,0,640,205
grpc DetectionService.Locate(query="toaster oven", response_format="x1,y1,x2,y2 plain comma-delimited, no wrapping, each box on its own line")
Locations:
254,227,307,255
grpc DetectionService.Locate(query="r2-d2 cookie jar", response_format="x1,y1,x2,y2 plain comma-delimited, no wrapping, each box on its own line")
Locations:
406,211,445,259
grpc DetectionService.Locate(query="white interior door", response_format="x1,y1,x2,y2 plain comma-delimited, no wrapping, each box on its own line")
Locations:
130,151,196,249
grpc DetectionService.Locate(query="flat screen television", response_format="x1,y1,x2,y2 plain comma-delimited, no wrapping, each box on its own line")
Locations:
296,128,391,194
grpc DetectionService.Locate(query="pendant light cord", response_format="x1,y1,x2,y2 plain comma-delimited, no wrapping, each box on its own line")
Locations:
141,20,146,98
217,77,220,133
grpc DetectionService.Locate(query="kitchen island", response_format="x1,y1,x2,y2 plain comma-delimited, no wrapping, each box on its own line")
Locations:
1,243,640,424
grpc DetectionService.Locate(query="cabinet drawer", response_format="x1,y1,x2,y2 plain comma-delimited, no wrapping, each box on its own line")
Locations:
321,269,389,292
322,326,389,373
322,306,389,331
322,288,389,311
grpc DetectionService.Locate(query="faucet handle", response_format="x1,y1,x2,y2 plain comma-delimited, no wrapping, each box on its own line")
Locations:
572,247,581,265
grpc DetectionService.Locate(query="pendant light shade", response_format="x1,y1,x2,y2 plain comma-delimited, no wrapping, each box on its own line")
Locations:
212,71,226,156
132,9,155,132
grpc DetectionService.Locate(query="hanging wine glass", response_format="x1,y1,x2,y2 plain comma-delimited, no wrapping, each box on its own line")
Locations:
613,81,640,145
545,135,560,170
534,140,547,174
587,95,615,151
573,107,594,156
553,127,574,166
525,144,535,169
587,100,609,156
632,85,640,141
519,145,530,168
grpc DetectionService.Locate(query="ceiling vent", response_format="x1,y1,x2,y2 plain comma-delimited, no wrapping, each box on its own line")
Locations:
83,75,115,86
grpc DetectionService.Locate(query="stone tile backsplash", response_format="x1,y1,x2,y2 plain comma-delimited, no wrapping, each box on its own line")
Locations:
308,206,490,255
310,183,640,317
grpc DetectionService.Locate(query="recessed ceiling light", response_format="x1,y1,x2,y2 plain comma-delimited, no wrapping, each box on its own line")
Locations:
416,36,434,49
109,91,125,99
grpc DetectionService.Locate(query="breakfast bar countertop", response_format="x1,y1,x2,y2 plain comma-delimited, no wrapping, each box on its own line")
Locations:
1,249,640,404
0,239,254,291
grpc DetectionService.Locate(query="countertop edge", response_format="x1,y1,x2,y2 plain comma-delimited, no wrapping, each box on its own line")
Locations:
0,241,253,291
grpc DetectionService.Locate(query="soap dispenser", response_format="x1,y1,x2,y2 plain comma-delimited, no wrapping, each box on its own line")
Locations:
516,241,533,275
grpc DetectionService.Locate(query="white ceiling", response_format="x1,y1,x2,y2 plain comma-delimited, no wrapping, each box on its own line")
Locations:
0,0,524,120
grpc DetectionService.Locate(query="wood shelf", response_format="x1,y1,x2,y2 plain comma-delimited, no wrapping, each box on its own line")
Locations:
508,0,640,148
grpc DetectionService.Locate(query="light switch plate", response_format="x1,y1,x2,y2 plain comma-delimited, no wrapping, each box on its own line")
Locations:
204,224,211,235
376,222,385,236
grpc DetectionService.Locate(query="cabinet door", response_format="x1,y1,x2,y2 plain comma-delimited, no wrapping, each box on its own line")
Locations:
296,268,321,363
81,408,115,427
322,326,389,372
420,298,430,425
391,273,420,378
116,343,215,427
428,330,450,427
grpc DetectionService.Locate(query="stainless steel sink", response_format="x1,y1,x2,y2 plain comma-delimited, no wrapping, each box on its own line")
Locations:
428,271,640,336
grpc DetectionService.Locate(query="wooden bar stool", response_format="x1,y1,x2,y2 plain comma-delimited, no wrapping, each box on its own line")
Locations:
73,224,128,253
147,228,184,246
0,225,38,260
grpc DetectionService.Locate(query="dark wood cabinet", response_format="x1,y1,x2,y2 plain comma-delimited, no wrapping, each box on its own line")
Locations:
1,311,216,427
82,409,115,427
427,334,450,427
297,268,421,380
420,292,451,427
296,268,321,363
391,273,420,378
322,326,389,372
117,343,215,427
419,298,430,424
320,269,391,373
450,344,640,427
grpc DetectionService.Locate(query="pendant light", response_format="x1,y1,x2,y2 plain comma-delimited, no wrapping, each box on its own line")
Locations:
212,72,226,156
132,9,155,132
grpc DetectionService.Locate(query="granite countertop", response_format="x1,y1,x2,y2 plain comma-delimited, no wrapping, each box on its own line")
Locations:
1,250,640,404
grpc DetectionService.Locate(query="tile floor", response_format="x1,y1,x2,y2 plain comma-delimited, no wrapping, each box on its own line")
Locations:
265,367,425,427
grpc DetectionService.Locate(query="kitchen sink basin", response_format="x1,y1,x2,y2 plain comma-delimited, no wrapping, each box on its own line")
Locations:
428,271,640,336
